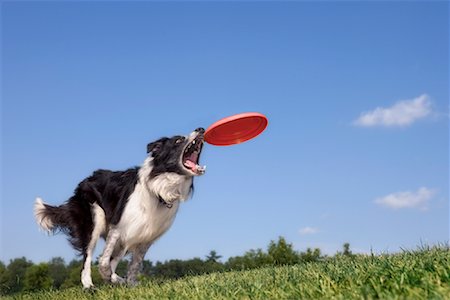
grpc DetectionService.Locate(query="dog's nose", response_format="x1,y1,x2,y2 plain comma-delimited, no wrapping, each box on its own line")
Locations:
195,127,205,134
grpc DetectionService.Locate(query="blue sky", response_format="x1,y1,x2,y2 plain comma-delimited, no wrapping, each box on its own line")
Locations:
1,1,448,264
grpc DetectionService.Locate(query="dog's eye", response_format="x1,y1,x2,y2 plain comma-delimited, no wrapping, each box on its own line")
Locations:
175,137,185,144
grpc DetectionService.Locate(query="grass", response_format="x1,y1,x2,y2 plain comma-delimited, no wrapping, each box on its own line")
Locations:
6,246,450,300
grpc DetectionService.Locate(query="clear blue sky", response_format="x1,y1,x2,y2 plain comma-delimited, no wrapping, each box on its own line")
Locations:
1,1,448,264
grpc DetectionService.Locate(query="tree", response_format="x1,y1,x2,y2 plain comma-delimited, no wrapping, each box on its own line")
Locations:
205,251,224,273
115,260,128,278
267,237,299,265
48,257,68,289
24,263,53,291
142,260,153,276
152,259,184,279
0,261,8,295
61,260,82,289
299,248,322,262
226,248,270,270
4,257,33,294
183,258,211,276
150,257,224,279
206,250,222,263
0,261,5,275
343,243,353,257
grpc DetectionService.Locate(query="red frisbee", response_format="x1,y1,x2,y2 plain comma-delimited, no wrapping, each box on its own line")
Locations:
204,112,268,146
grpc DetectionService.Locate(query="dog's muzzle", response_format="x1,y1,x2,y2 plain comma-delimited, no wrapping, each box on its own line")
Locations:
182,128,206,175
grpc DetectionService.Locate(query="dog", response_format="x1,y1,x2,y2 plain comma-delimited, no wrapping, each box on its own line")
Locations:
34,128,206,288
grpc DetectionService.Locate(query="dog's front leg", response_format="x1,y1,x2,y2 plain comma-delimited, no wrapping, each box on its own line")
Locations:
99,228,120,281
126,243,151,286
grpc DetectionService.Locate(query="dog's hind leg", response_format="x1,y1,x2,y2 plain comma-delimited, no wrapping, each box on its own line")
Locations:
81,203,106,289
99,227,120,281
127,243,151,286
110,246,127,284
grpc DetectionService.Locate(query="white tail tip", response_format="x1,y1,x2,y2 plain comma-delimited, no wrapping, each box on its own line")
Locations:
34,197,54,233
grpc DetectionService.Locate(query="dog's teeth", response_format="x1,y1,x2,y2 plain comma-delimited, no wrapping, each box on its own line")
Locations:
197,165,206,174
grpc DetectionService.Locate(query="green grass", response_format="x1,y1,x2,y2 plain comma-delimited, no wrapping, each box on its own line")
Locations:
6,246,449,300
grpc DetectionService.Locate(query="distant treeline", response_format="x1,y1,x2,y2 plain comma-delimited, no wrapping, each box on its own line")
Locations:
0,237,354,295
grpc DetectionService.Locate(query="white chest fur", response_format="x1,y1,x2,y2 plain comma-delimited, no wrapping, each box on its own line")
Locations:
117,158,192,249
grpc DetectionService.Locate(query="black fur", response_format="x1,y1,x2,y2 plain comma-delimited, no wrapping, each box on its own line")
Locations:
148,135,188,178
42,168,140,255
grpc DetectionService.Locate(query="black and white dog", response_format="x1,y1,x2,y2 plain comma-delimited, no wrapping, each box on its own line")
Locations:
34,128,206,288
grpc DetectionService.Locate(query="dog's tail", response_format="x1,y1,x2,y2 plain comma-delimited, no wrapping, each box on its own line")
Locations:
34,197,69,233
34,193,95,254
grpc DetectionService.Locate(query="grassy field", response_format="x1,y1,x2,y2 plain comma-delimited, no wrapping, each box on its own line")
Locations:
6,246,449,300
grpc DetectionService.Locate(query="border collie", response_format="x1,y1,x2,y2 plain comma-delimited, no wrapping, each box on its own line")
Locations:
34,128,206,288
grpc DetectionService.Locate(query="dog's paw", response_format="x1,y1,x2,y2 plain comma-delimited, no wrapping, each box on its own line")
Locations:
98,263,112,281
81,269,95,289
111,273,126,284
82,283,96,290
82,285,98,294
126,277,140,287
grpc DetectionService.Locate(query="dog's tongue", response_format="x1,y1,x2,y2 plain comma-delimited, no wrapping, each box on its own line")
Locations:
184,160,196,169
184,160,206,175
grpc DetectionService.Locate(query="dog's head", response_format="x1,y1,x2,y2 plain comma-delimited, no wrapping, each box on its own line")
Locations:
147,128,206,178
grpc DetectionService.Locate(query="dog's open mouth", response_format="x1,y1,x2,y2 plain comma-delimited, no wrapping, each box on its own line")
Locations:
182,134,206,175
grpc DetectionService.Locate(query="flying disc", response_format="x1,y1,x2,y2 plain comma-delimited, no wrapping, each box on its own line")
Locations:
204,112,268,146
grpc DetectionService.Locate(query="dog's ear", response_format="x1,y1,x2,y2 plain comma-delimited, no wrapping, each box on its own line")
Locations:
147,138,168,155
